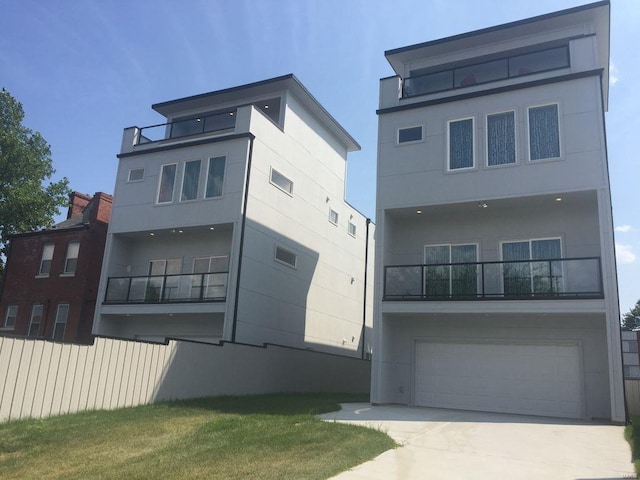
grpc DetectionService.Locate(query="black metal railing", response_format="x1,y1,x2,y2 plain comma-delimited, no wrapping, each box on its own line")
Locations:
383,257,602,301
104,272,228,304
135,110,236,145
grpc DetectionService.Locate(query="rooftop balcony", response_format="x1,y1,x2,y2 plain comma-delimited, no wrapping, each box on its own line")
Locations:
135,110,237,146
104,272,228,305
383,257,602,301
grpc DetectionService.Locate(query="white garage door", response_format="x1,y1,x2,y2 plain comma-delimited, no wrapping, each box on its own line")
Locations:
415,341,583,418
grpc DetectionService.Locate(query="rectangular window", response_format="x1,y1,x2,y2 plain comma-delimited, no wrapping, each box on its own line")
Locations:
39,243,54,276
348,221,357,237
329,209,339,225
181,159,201,201
424,244,478,297
63,241,80,274
52,304,69,340
397,125,423,144
487,111,516,166
28,304,43,338
270,168,293,195
275,245,297,268
192,256,229,300
528,104,560,161
205,156,226,198
448,118,474,170
501,238,563,296
3,306,17,329
509,46,569,77
157,163,177,203
149,259,182,276
128,168,144,182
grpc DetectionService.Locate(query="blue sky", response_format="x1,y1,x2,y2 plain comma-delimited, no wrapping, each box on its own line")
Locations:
2,0,638,313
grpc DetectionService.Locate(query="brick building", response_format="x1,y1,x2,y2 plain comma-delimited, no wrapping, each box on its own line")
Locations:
0,191,112,344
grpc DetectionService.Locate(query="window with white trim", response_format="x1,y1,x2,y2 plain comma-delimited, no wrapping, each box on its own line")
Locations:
270,168,293,195
448,118,474,170
52,304,69,340
39,243,54,276
424,244,478,297
275,245,297,268
501,238,563,295
28,304,43,338
205,156,226,198
528,104,560,161
348,221,357,237
487,111,516,166
63,241,80,274
157,163,177,203
397,125,423,144
329,209,339,225
128,168,144,182
181,159,201,201
3,305,17,329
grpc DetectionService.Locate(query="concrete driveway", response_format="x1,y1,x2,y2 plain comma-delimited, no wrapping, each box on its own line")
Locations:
320,404,634,480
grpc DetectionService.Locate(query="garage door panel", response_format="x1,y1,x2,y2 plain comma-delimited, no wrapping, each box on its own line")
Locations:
415,341,583,418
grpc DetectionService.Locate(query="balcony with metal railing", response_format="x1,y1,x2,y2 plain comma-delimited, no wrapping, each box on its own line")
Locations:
104,272,228,304
134,110,237,146
383,257,602,301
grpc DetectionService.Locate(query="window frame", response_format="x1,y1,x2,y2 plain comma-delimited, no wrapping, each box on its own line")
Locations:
3,305,17,329
28,304,44,338
446,117,475,172
127,168,145,182
156,163,178,204
527,102,561,162
396,125,424,145
274,245,297,269
485,110,517,167
52,304,69,341
348,221,357,238
423,243,479,297
38,243,54,276
204,156,226,199
62,241,80,275
329,208,339,226
180,159,202,202
269,167,294,196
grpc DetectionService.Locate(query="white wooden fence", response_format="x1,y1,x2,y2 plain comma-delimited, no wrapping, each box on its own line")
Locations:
0,336,370,423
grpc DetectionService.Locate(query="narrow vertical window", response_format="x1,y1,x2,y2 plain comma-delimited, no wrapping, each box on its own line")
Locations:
205,156,226,198
181,159,201,201
528,104,560,160
348,221,357,237
39,243,54,275
448,118,474,170
487,111,516,166
28,304,43,337
157,163,177,203
3,306,17,329
52,304,69,340
63,241,80,274
329,209,339,225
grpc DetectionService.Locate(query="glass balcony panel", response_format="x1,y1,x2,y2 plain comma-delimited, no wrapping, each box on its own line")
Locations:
105,278,130,303
404,70,453,97
384,266,422,297
509,46,569,77
170,118,203,138
454,59,508,87
204,112,235,133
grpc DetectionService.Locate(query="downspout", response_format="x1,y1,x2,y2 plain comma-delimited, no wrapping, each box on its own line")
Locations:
361,218,372,359
231,135,255,343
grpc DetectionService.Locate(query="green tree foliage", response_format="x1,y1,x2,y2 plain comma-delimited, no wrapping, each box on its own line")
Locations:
0,88,70,276
622,299,640,331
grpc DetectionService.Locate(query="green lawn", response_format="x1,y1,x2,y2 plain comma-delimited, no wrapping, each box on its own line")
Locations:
0,393,396,480
625,415,640,479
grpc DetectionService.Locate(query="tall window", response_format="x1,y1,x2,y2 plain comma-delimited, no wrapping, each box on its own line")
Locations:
448,118,474,170
192,256,229,300
181,160,201,201
348,221,357,237
28,304,43,337
157,163,177,203
3,306,17,329
329,209,339,225
63,241,80,274
502,238,562,296
39,244,54,276
528,104,560,161
487,111,516,166
424,244,478,297
141,259,182,302
52,304,69,340
205,156,226,198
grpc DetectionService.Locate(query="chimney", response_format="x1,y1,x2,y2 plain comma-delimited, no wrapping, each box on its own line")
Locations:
67,192,92,219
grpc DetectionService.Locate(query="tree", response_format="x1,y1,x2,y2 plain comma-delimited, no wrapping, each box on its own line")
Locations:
622,299,640,331
0,88,70,277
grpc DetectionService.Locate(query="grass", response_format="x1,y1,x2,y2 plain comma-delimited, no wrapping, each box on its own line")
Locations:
625,415,640,479
0,393,396,480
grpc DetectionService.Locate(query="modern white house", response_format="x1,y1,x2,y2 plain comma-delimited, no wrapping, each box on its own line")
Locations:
93,75,374,358
371,1,625,421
